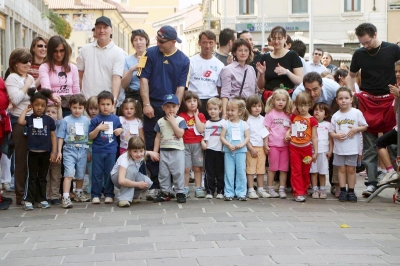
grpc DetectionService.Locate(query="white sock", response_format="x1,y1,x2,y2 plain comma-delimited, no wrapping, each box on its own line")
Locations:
257,187,264,192
248,187,255,192
279,186,285,191
313,186,318,191
63,193,69,198
75,189,82,193
320,186,325,191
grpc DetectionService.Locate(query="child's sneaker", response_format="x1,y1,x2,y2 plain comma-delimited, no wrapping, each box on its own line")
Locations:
176,193,186,203
195,187,206,198
24,201,34,211
153,192,170,203
279,190,287,199
205,194,213,199
268,189,279,198
37,201,50,209
362,185,376,197
51,199,61,205
312,190,320,199
2,183,11,191
319,190,327,199
183,187,190,198
104,197,113,204
347,191,357,203
378,172,400,186
216,193,224,199
91,197,100,204
238,196,247,201
257,189,270,198
118,200,130,207
335,186,341,198
247,190,259,199
146,189,158,201
224,196,233,201
62,197,73,208
339,191,348,202
294,195,306,202
74,192,90,202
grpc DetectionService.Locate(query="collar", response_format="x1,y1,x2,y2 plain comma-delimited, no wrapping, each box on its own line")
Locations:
232,61,247,69
93,40,115,49
310,62,323,67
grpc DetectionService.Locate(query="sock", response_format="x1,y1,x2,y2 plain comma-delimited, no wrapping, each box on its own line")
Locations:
340,187,346,192
320,186,325,191
313,186,318,191
76,189,82,193
279,186,285,192
63,193,69,198
268,186,274,192
248,187,255,192
387,166,394,173
377,167,384,172
257,187,264,192
348,188,354,193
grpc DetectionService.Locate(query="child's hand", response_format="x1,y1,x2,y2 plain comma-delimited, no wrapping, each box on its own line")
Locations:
264,145,270,154
284,131,291,142
358,154,363,163
113,128,123,136
25,105,32,112
194,109,199,117
312,153,317,163
56,152,62,163
326,151,332,160
50,152,57,163
147,151,159,162
347,126,358,138
250,148,258,158
389,84,400,98
166,113,176,124
137,181,149,189
229,144,236,151
87,151,92,162
336,133,347,141
201,141,207,150
97,121,109,131
235,144,242,150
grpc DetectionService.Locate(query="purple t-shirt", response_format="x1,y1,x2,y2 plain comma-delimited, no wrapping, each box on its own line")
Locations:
263,109,291,147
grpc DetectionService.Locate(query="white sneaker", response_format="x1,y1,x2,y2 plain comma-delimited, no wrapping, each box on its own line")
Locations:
378,172,400,186
205,194,213,199
295,195,306,202
146,189,157,201
256,189,270,198
362,185,376,197
74,192,90,202
279,190,287,199
216,193,224,199
104,197,114,204
91,197,100,204
61,197,73,209
268,189,279,198
247,190,259,199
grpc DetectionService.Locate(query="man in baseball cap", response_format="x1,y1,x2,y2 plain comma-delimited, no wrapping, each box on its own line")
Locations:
95,16,112,27
157,25,182,43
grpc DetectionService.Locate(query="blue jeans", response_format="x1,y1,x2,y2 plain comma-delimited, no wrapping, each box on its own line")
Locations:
92,152,115,198
224,152,246,198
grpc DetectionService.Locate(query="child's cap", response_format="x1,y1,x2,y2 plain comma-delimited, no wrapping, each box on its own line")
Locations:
162,94,179,106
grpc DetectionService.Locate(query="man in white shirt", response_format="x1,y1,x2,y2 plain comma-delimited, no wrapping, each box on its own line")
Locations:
77,16,126,103
305,48,328,74
188,30,224,119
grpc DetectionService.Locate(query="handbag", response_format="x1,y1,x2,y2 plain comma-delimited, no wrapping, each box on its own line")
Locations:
238,69,248,98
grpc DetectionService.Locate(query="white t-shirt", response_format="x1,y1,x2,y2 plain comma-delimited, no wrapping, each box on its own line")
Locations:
247,114,268,147
188,54,224,99
316,120,331,153
330,108,368,155
110,152,141,176
119,117,143,149
204,119,224,151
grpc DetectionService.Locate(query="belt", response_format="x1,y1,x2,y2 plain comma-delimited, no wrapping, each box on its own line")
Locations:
65,144,89,148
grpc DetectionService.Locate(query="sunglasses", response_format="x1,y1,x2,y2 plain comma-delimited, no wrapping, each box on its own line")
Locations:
132,29,145,35
36,44,47,48
54,49,65,54
314,53,322,56
156,37,170,44
21,59,32,64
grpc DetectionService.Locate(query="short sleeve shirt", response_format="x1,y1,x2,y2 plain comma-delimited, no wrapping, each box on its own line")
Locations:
119,117,143,149
316,121,331,153
154,116,187,150
89,114,122,153
26,114,56,152
290,115,318,145
247,114,266,147
264,109,291,147
110,152,141,177
57,115,90,144
204,119,224,151
179,112,206,144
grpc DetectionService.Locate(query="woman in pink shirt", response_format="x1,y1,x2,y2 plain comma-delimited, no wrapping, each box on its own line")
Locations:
39,35,79,116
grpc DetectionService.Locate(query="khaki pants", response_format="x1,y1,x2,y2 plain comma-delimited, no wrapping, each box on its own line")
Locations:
46,162,61,200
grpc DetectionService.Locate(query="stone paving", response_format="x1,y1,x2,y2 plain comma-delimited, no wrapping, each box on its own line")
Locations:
1,175,399,266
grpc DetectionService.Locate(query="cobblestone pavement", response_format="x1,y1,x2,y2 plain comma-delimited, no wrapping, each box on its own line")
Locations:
1,175,399,266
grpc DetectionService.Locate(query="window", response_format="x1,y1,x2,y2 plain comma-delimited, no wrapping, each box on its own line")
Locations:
292,0,308,14
344,0,361,12
239,0,254,15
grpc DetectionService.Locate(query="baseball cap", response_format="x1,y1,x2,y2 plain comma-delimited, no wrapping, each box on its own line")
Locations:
162,94,179,105
95,16,112,27
157,25,182,43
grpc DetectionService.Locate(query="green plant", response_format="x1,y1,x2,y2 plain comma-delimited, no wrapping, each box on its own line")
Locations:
43,10,72,39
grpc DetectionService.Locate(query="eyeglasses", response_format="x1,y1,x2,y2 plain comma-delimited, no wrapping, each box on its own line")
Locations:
21,59,32,64
132,29,145,35
36,44,47,48
156,36,170,44
359,38,373,46
314,53,322,56
54,49,65,54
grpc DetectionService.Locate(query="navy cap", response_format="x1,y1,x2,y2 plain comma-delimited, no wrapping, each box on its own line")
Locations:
162,94,179,105
95,16,112,27
157,25,182,43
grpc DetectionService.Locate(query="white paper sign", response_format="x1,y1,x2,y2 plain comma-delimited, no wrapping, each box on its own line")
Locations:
130,123,139,135
232,127,241,140
104,121,113,135
204,128,211,140
75,123,84,135
260,127,270,138
33,118,43,129
283,119,290,127
291,124,297,136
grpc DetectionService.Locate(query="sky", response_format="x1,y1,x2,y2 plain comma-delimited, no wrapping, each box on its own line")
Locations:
179,0,202,10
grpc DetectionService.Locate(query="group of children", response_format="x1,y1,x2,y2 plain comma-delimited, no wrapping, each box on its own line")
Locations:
17,82,368,210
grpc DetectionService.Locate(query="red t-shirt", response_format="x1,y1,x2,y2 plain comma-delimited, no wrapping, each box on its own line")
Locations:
179,112,206,144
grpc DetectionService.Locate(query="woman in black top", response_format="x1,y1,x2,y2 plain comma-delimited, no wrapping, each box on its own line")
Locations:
256,26,303,94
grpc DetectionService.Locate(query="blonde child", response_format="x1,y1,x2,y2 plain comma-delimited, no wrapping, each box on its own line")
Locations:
220,98,250,201
245,95,270,199
310,103,333,199
263,89,293,199
45,104,63,205
118,98,144,154
330,87,368,202
286,92,318,202
201,98,225,199
84,96,99,194
179,91,206,198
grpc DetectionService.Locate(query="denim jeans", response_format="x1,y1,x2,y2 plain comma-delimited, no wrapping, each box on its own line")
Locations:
224,152,246,198
91,152,115,198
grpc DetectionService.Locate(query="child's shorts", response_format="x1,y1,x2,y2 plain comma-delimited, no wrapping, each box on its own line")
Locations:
310,152,329,175
184,143,204,168
332,154,358,167
246,146,266,175
268,146,289,172
63,144,88,180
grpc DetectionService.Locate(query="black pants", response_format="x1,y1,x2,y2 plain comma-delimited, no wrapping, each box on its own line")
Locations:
376,129,397,149
204,149,224,195
24,151,50,203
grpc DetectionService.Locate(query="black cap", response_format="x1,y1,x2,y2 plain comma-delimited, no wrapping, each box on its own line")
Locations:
95,16,112,27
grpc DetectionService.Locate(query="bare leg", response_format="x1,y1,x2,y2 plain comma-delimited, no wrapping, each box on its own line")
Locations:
193,166,203,188
279,171,287,187
311,173,318,187
338,166,347,188
247,174,254,189
346,166,356,189
319,174,326,187
256,174,264,188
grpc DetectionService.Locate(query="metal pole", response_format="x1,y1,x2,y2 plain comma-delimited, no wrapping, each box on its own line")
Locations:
261,0,265,50
308,0,313,59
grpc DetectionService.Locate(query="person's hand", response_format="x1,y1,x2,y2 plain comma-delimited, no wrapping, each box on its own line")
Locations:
222,113,227,120
250,148,258,158
235,144,243,150
25,105,33,113
347,126,358,139
274,63,287,76
256,61,266,75
194,109,199,117
389,84,400,98
143,105,154,119
312,153,317,163
201,141,207,150
50,152,57,163
264,145,270,154
129,64,138,72
284,131,291,142
136,181,149,189
227,55,233,65
51,95,61,106
229,144,235,151
97,121,109,131
166,113,176,124
56,152,62,163
292,107,299,115
336,132,347,141
326,151,332,160
147,151,159,162
87,152,92,162
25,76,34,87
113,128,123,136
